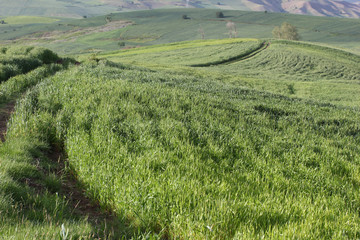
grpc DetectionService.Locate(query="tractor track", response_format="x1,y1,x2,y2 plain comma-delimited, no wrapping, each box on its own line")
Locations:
0,98,120,237
0,101,15,142
190,41,270,67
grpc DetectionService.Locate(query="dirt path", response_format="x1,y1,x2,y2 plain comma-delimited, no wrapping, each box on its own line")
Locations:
0,100,123,237
48,148,120,237
0,101,15,142
190,41,270,67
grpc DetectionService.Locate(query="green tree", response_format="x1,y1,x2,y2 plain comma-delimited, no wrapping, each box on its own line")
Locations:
272,22,300,40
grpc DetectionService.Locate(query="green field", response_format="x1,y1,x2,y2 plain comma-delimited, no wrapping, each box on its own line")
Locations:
101,39,360,108
1,8,360,240
0,34,360,238
0,9,360,55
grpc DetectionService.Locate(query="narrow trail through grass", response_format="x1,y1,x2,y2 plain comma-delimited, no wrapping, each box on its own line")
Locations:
0,101,14,142
45,147,121,238
0,62,129,238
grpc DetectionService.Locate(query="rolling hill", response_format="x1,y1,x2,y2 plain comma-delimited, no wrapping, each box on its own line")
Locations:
1,9,360,55
0,0,360,18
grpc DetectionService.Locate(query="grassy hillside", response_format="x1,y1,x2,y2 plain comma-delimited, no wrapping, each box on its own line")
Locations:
0,9,360,55
101,39,360,108
1,39,360,238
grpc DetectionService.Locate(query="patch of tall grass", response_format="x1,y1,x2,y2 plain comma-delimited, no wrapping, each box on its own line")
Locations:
0,59,134,239
0,46,60,82
6,60,360,239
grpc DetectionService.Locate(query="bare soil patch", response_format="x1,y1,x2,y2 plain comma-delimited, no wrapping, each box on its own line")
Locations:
0,101,15,142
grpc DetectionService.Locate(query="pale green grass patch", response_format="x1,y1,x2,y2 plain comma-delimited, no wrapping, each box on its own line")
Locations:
3,16,59,25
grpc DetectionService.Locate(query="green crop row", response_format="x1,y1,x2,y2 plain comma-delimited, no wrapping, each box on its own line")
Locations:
100,39,360,108
101,39,262,67
0,59,131,239
5,59,360,239
218,41,360,82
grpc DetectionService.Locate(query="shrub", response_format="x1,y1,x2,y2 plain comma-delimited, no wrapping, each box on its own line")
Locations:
29,48,59,64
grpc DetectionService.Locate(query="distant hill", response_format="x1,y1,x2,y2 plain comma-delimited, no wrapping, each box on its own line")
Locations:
0,0,360,18
1,9,359,56
0,0,117,18
256,0,360,18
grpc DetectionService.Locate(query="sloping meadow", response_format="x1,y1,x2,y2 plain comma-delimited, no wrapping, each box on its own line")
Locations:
101,39,360,108
5,59,360,239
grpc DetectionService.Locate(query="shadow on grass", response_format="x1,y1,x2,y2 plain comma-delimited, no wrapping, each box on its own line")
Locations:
0,138,151,239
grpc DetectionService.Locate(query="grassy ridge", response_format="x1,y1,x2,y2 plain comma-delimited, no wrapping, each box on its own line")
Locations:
221,40,360,81
5,59,360,239
101,38,262,66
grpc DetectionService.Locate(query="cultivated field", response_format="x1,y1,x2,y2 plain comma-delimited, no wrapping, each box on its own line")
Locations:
0,36,360,239
102,39,360,108
1,9,360,55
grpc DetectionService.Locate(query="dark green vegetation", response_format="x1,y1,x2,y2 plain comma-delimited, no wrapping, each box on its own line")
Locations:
0,46,59,82
0,9,360,55
1,36,360,238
